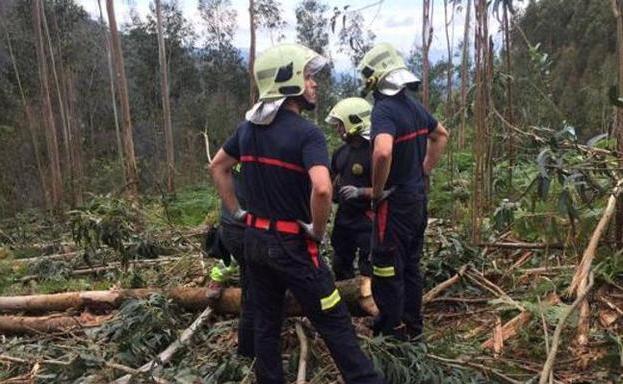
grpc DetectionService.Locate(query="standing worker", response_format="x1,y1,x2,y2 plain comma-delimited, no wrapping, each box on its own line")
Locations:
358,43,449,340
210,43,384,384
326,98,374,281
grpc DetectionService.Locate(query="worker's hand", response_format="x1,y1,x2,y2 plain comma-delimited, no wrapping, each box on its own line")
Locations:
371,187,396,211
297,220,323,243
339,185,365,201
232,208,248,223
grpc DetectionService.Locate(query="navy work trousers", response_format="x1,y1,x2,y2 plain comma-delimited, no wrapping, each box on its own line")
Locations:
330,219,373,280
220,223,255,358
371,191,427,340
245,228,384,384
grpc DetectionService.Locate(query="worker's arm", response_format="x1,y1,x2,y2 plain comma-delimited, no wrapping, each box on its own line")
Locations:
371,133,393,199
209,148,240,215
422,122,450,175
308,165,332,239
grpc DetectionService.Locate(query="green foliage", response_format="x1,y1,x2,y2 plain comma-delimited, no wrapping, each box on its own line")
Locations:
362,336,490,383
159,184,220,227
98,294,184,367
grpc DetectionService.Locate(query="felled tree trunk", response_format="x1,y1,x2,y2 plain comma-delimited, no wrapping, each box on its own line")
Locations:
0,312,111,334
0,277,374,317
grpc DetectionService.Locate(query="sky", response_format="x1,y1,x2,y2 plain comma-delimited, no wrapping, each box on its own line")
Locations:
77,0,509,73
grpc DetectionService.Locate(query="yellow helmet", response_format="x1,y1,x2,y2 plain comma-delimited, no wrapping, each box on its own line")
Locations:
325,97,372,139
254,43,326,101
357,43,409,96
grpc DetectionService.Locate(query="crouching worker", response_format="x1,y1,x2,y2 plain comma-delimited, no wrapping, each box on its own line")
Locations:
210,43,384,384
325,98,374,281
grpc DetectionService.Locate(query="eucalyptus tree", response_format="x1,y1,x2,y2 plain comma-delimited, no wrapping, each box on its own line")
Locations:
422,0,434,109
33,0,64,210
106,0,139,198
493,0,518,189
336,10,375,67
155,0,175,193
614,0,623,246
459,0,471,149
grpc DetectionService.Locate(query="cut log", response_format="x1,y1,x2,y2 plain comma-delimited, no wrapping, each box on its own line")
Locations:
0,277,375,317
0,312,111,334
423,265,467,303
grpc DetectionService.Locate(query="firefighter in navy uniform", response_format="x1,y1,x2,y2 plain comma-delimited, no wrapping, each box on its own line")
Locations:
210,43,384,384
358,43,449,341
326,98,374,281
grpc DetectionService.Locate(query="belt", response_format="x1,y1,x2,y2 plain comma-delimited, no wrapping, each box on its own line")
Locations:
245,214,301,235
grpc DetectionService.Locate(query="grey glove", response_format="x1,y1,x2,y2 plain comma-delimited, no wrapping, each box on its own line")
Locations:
232,208,248,222
297,220,323,242
339,185,365,201
371,187,396,210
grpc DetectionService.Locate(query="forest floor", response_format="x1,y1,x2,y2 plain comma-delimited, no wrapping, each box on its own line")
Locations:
0,183,621,383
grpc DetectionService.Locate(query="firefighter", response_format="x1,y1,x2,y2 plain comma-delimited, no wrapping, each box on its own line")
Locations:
209,43,384,384
358,43,449,340
325,97,374,281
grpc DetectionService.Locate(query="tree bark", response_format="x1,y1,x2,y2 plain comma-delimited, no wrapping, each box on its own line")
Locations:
105,0,139,198
459,0,471,150
503,4,515,191
614,0,623,248
471,0,490,244
97,0,124,176
156,0,175,194
66,69,84,206
0,277,374,317
0,313,111,335
444,0,454,117
249,0,257,105
33,0,64,211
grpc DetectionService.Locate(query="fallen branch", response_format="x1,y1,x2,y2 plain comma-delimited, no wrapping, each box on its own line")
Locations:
568,179,623,346
539,273,594,384
112,307,213,384
482,293,560,350
465,268,525,312
478,242,564,250
423,265,467,304
295,321,308,384
568,180,623,295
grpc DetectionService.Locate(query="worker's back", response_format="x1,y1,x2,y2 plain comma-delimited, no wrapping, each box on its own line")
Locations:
224,108,328,222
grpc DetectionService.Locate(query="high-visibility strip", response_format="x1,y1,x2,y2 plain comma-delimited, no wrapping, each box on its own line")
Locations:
377,200,389,243
373,265,395,277
306,239,319,268
395,128,428,144
240,155,306,173
320,289,341,311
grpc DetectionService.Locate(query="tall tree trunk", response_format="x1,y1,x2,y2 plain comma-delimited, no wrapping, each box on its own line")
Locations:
615,0,623,247
459,0,472,150
1,18,48,208
106,0,139,198
444,0,454,117
422,0,434,109
66,70,84,206
156,0,175,194
249,0,257,105
41,4,70,179
33,0,63,211
97,0,124,175
471,0,490,244
503,3,515,192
